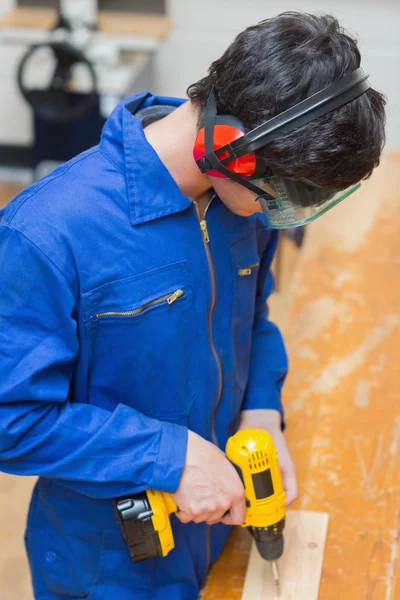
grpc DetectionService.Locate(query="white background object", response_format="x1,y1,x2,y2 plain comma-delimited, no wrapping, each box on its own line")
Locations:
60,0,97,29
0,0,158,144
0,0,399,147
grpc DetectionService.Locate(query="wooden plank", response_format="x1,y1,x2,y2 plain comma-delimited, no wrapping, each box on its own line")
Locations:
241,511,329,600
0,7,172,39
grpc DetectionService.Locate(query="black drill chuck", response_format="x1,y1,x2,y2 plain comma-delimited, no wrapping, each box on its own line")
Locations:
255,535,284,561
250,517,285,561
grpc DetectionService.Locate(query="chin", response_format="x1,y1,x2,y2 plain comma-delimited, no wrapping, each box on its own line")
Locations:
232,208,258,217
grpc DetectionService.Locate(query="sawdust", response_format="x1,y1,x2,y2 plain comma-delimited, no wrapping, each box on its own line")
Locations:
355,380,371,408
291,315,400,410
303,154,400,256
288,295,349,345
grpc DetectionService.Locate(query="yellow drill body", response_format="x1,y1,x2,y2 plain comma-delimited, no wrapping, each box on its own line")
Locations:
146,428,286,560
225,428,286,530
146,488,177,557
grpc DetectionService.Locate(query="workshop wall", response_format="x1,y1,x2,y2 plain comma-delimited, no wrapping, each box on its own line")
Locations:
0,0,32,146
155,0,400,147
0,0,13,13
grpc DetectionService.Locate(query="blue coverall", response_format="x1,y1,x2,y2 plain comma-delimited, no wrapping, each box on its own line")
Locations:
0,92,288,599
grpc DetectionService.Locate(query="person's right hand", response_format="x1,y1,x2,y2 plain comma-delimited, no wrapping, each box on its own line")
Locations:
171,430,246,526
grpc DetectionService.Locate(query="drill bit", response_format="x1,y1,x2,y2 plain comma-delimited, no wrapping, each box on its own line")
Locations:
271,561,280,597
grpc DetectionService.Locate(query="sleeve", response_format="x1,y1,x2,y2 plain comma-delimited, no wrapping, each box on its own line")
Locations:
0,224,188,499
241,230,288,425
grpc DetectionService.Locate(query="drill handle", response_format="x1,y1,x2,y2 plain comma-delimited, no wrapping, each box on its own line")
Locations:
163,492,178,515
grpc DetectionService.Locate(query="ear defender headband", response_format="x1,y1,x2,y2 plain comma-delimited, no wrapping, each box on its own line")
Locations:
193,68,371,201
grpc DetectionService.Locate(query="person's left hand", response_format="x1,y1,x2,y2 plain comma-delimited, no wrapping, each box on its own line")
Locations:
237,409,298,506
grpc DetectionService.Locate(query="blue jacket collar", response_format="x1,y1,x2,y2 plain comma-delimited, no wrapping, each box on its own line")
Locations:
100,92,193,226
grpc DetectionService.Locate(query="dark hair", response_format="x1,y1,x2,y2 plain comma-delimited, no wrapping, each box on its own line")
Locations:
187,12,386,189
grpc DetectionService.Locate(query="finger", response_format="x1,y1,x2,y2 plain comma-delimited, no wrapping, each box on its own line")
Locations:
221,500,246,526
205,505,231,525
205,517,222,526
285,485,298,505
283,470,298,506
192,515,206,524
220,513,236,526
204,509,229,526
175,511,192,524
220,511,244,526
194,497,232,526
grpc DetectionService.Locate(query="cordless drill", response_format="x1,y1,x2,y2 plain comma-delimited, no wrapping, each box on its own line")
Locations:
115,428,286,591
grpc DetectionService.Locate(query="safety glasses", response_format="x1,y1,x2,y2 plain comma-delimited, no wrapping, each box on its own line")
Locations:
197,68,370,230
254,177,361,229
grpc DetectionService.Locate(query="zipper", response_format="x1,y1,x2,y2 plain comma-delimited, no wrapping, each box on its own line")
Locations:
200,220,210,243
93,289,184,319
194,194,223,579
194,195,223,447
238,262,260,277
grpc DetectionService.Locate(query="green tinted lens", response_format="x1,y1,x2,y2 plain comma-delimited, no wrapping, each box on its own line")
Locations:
259,178,360,229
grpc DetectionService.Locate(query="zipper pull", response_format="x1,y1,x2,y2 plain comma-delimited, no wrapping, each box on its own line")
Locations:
167,289,184,305
200,220,210,244
238,263,260,277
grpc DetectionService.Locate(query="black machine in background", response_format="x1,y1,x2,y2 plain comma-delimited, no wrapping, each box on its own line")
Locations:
13,0,162,177
17,39,104,171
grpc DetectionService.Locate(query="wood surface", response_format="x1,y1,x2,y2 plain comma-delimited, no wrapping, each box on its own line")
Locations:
0,7,171,38
202,152,400,600
241,511,329,600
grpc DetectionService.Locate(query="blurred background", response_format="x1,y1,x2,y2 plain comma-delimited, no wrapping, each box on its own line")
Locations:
0,2,399,599
0,0,398,181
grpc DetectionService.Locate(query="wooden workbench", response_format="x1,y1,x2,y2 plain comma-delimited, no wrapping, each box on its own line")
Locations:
0,6,172,39
202,150,400,599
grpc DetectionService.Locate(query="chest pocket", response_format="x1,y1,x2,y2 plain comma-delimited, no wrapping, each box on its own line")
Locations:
82,261,198,421
230,234,260,392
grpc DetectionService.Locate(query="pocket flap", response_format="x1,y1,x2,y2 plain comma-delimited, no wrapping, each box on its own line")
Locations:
231,235,260,276
82,261,190,322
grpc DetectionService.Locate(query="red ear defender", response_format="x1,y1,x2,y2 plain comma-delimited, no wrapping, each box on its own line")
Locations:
193,115,260,179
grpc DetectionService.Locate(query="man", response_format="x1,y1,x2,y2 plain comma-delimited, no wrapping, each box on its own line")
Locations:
0,11,385,600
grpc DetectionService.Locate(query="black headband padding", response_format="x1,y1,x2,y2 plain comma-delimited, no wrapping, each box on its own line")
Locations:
215,68,370,160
